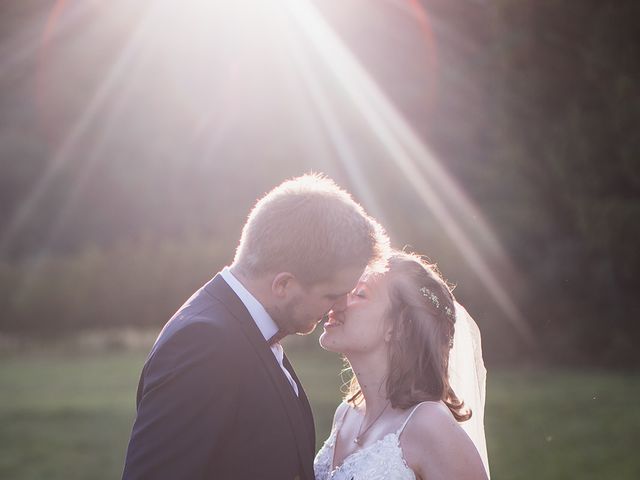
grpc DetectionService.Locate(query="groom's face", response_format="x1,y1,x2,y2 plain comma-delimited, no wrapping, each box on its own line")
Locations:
280,265,364,335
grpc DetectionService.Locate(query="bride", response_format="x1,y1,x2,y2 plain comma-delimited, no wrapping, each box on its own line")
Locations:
314,251,490,480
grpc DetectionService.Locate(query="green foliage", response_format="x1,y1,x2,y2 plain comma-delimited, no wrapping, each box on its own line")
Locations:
0,237,231,334
0,0,638,365
484,0,640,366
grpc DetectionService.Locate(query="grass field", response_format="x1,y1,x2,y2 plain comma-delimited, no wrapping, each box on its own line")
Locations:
1,345,639,479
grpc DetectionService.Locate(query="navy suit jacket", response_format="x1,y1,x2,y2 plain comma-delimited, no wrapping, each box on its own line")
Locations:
122,275,316,480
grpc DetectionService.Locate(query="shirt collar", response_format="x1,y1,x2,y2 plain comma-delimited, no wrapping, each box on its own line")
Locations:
220,266,279,342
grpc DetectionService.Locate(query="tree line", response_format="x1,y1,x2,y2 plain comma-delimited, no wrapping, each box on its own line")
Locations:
0,0,638,366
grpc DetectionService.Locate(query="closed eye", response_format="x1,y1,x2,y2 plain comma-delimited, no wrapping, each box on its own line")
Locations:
326,292,348,301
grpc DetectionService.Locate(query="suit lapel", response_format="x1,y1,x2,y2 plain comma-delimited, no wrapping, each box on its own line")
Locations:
284,353,316,452
205,275,315,480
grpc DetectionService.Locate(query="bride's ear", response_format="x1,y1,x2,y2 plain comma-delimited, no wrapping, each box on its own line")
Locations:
384,323,394,343
271,272,296,298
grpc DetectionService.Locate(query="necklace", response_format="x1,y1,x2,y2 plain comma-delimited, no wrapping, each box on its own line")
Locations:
354,401,390,445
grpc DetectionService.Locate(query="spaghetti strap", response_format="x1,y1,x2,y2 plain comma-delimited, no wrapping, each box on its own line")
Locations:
335,401,350,432
397,401,432,437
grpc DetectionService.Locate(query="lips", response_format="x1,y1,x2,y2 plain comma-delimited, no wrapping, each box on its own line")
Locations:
324,313,344,328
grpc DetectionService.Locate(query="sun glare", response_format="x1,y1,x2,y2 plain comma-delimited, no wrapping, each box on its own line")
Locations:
4,0,534,344
286,0,535,344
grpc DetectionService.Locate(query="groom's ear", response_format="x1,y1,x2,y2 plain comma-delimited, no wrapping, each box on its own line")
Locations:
271,272,296,298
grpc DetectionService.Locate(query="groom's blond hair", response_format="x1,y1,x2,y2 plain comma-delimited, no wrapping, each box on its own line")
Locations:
233,174,389,285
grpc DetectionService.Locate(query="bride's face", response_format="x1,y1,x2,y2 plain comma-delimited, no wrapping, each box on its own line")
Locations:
319,270,392,355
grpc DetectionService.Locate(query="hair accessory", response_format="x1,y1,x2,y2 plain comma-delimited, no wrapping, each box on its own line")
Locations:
444,306,454,319
420,286,456,322
419,286,440,308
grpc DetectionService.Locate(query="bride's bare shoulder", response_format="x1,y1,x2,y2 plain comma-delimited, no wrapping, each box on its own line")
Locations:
401,402,487,480
403,402,459,440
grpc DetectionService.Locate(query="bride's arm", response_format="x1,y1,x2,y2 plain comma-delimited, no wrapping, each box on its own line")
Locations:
401,402,488,480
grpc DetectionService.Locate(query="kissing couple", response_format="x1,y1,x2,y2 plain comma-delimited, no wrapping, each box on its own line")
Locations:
122,174,490,480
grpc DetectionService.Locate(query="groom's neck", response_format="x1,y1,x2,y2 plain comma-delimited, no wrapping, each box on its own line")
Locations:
229,264,274,311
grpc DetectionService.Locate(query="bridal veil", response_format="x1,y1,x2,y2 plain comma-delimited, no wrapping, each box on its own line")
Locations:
449,302,491,478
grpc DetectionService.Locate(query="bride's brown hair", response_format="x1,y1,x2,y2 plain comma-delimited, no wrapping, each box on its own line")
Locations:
345,251,471,422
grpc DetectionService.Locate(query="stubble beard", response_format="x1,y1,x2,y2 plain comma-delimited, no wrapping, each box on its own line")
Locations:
270,297,319,336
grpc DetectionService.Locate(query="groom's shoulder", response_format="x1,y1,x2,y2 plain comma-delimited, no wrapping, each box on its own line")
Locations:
150,289,241,356
168,275,243,330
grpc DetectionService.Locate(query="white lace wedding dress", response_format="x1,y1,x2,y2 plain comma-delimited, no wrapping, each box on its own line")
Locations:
314,402,427,480
315,303,490,479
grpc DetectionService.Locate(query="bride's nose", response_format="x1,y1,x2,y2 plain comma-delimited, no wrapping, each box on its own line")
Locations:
330,294,348,313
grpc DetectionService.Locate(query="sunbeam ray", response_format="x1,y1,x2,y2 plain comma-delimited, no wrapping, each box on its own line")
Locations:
0,0,96,82
0,0,166,256
288,0,535,345
283,12,387,224
10,1,174,304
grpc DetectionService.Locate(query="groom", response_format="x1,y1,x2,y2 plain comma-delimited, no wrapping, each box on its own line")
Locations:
122,174,388,480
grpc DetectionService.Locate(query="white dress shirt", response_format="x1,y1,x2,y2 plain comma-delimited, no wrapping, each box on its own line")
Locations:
220,266,299,396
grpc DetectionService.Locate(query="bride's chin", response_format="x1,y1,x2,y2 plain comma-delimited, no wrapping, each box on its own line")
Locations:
319,332,343,353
